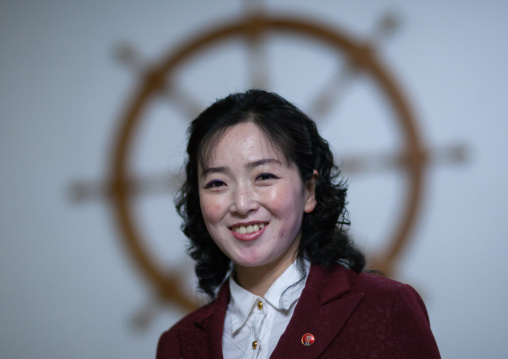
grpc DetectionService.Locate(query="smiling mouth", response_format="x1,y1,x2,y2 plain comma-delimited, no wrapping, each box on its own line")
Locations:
232,223,266,234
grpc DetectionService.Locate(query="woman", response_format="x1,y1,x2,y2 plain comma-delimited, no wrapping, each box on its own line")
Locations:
157,89,440,358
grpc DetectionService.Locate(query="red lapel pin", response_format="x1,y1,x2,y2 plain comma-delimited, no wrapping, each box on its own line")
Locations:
301,333,315,346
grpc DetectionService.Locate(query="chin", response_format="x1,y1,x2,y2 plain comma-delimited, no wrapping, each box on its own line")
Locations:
232,253,270,268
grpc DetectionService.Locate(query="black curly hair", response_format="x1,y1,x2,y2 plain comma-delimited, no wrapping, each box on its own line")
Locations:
175,89,365,298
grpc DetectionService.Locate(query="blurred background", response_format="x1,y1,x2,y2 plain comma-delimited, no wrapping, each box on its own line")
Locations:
1,0,507,358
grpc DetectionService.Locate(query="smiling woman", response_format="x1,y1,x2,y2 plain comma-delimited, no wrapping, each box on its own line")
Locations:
198,122,317,295
157,90,440,358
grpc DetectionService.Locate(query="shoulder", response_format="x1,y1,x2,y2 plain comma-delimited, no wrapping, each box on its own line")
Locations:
355,272,440,357
156,284,230,359
311,263,418,300
163,299,216,333
306,264,440,357
320,264,430,321
334,265,440,357
352,269,427,314
156,302,213,358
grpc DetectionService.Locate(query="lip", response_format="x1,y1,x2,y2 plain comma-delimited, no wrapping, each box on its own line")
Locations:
230,222,268,241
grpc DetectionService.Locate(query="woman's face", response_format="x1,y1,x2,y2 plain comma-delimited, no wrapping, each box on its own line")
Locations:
198,122,317,272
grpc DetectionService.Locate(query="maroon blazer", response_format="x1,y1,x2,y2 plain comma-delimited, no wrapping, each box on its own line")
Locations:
157,264,440,358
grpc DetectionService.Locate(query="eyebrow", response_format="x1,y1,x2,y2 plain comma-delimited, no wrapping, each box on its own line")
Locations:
200,166,228,178
247,158,282,169
200,158,282,177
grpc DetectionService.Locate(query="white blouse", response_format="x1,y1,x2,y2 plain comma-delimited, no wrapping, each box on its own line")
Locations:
222,260,310,359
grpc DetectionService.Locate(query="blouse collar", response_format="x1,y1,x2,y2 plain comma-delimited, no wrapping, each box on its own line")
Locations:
228,259,310,333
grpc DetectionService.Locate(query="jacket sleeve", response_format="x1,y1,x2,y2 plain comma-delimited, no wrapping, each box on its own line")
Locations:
384,284,441,358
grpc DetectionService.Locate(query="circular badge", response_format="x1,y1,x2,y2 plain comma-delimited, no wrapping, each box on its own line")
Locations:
301,333,315,346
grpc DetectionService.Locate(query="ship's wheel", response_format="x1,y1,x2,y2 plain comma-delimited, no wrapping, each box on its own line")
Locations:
72,6,460,314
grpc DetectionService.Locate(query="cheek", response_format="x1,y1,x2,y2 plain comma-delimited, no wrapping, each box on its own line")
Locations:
269,187,306,229
200,195,226,223
270,185,305,213
268,186,295,208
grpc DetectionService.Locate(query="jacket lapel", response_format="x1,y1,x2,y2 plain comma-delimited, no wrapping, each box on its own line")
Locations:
180,284,230,359
271,265,364,358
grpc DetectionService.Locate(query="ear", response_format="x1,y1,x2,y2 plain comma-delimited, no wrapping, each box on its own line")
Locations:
304,170,318,213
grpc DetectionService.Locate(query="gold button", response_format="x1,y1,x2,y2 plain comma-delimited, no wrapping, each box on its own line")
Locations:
252,341,258,349
257,301,263,310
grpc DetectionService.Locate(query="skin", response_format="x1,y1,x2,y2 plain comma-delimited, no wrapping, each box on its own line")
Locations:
198,122,317,296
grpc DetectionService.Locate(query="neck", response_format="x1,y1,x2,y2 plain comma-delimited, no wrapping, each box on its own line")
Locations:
234,253,298,297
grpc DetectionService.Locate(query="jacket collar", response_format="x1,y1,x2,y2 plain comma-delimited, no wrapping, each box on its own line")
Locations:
180,283,230,359
271,264,364,358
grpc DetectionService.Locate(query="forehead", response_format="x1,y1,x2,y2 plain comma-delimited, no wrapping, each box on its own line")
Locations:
202,122,285,167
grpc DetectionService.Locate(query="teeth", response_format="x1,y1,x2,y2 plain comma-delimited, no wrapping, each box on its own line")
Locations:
233,224,266,234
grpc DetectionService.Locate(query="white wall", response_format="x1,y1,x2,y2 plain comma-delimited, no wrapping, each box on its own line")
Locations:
1,0,507,358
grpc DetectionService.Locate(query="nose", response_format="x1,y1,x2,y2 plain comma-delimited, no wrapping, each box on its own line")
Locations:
230,185,259,216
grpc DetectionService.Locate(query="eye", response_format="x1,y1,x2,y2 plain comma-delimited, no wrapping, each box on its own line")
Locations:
256,173,278,181
205,179,226,189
